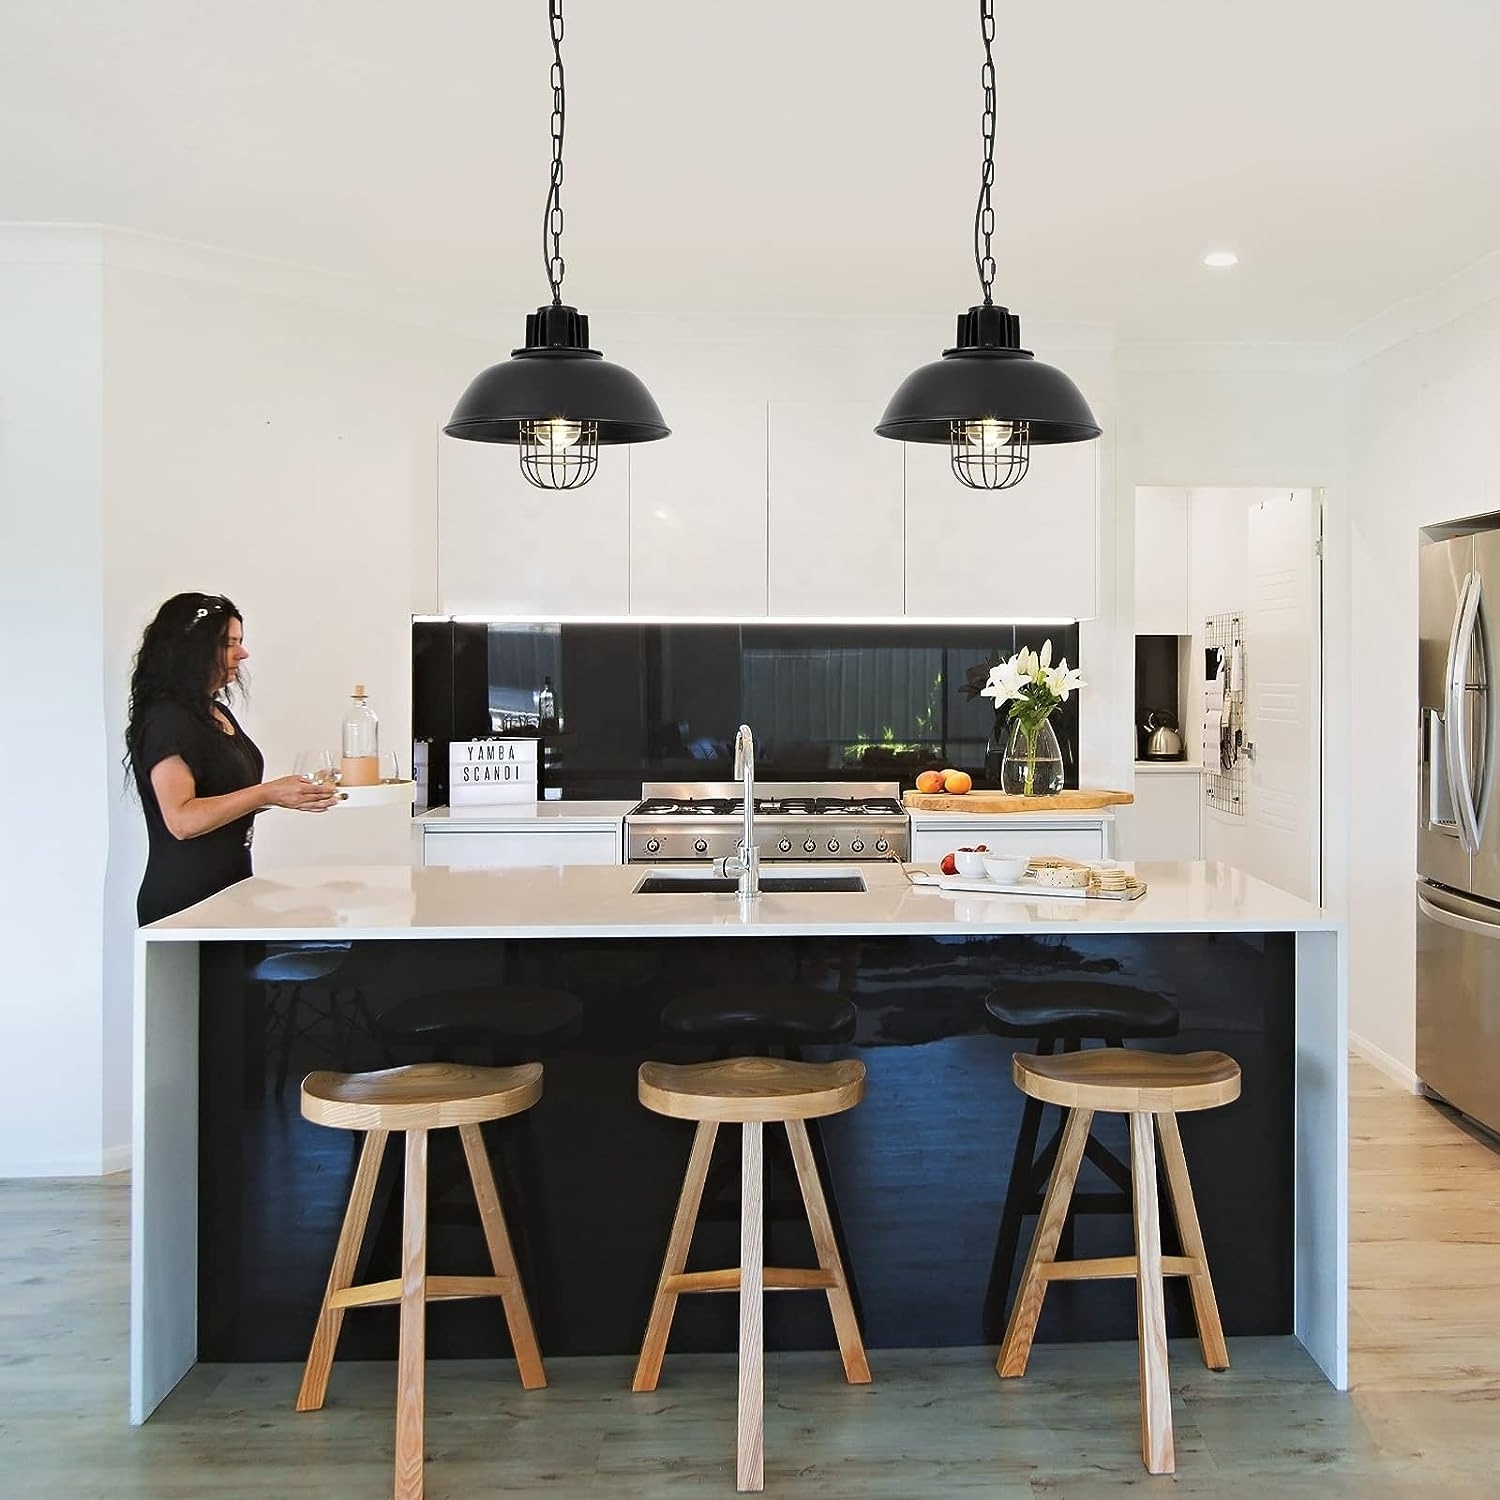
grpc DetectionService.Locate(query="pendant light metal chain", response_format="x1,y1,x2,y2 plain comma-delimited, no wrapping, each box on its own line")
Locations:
973,0,997,305
543,0,567,305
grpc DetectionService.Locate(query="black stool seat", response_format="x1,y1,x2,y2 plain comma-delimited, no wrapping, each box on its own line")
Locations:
246,945,349,987
379,985,584,1058
985,983,1179,1041
662,984,857,1048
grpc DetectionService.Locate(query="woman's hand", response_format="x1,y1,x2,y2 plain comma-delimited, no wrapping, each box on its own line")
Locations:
262,774,341,812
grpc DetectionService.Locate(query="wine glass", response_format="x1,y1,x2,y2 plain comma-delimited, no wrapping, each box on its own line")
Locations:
379,751,402,785
293,749,338,786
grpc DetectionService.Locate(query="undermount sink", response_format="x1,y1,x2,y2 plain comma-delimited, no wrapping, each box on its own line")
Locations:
633,870,867,895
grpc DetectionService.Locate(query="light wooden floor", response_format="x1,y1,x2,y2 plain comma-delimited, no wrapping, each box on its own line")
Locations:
0,1056,1495,1497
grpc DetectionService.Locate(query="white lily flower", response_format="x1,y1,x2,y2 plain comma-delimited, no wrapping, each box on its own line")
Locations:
1039,639,1053,670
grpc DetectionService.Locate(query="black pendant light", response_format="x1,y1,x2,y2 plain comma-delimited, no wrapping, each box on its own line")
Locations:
876,0,1100,490
445,0,669,489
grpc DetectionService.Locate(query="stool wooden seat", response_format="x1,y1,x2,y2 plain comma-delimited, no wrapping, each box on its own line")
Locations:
981,984,1181,1339
634,1057,870,1493
297,1063,547,1500
998,1048,1241,1477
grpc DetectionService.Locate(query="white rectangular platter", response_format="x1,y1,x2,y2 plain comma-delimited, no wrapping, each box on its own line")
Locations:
908,871,1148,901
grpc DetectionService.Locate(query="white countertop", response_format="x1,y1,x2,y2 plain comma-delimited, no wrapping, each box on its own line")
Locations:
415,801,634,826
140,859,1338,942
905,807,1115,823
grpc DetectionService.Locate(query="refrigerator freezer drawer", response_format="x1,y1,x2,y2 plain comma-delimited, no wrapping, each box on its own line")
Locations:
1415,884,1500,1134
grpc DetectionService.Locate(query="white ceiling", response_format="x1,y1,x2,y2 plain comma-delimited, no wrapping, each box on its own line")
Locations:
3,0,1498,345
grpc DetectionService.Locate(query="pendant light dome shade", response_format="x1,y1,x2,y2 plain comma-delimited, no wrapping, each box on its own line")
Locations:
875,306,1100,447
445,304,670,447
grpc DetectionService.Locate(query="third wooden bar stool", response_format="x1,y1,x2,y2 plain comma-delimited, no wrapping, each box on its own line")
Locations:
996,1047,1241,1476
633,1055,871,1493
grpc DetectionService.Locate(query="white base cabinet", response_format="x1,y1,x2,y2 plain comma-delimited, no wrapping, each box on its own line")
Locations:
908,815,1112,864
417,803,629,869
1126,767,1204,860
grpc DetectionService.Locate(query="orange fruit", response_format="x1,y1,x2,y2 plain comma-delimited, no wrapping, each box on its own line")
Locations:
942,769,973,794
915,769,945,794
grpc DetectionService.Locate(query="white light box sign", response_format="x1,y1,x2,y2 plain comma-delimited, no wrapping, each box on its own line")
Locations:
449,738,538,805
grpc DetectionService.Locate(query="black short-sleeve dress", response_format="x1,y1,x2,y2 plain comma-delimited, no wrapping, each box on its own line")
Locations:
134,699,265,924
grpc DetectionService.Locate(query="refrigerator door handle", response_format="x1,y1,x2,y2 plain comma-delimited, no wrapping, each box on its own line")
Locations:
1445,570,1483,854
1418,888,1500,939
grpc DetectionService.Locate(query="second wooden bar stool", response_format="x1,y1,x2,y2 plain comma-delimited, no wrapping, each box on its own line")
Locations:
996,1047,1241,1476
297,1062,547,1500
633,1056,871,1493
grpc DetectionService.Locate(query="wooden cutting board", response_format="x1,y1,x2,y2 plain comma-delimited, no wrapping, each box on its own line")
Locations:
902,788,1134,812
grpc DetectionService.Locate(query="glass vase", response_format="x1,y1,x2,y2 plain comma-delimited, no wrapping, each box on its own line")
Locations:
1000,716,1064,797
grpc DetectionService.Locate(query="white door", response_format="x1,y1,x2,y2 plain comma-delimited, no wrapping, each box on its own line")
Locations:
1244,489,1322,902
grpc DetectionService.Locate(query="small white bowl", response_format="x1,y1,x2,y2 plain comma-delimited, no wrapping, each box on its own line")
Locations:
954,850,988,878
982,854,1030,884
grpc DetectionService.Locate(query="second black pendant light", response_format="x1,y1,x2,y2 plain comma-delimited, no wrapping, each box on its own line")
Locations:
876,0,1101,489
444,0,669,490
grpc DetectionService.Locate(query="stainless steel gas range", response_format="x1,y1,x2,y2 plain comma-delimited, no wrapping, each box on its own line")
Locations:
625,780,909,863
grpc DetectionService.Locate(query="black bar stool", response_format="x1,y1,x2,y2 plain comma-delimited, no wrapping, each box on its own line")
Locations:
981,980,1180,1341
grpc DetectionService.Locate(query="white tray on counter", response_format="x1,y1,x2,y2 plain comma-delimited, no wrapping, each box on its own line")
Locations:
907,870,1148,901
332,780,415,809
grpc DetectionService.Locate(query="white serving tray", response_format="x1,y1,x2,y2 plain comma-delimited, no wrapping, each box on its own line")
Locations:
908,870,1148,901
332,780,416,809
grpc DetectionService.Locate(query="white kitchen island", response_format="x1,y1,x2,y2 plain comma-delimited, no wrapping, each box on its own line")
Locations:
132,859,1345,1422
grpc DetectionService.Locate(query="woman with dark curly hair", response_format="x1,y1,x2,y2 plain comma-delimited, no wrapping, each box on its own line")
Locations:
125,592,338,923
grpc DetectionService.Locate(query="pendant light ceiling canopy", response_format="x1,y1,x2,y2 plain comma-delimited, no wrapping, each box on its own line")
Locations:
876,0,1100,491
444,0,668,490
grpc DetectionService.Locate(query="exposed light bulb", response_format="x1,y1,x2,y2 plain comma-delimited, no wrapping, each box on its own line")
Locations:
1202,249,1239,268
531,417,582,450
963,418,1015,452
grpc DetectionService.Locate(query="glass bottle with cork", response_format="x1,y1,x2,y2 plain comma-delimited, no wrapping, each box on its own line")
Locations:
341,684,380,787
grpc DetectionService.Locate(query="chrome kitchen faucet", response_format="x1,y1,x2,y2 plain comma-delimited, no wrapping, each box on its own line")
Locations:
723,723,760,900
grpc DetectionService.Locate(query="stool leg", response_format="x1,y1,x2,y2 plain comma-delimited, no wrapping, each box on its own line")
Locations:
1155,1111,1230,1372
457,1123,547,1391
738,1121,765,1494
784,1119,870,1384
297,1128,388,1412
997,1106,1092,1378
983,1090,1047,1338
395,1129,429,1500
633,1121,718,1393
1129,1111,1173,1476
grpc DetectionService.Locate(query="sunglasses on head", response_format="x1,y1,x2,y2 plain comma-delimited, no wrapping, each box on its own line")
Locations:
186,596,230,632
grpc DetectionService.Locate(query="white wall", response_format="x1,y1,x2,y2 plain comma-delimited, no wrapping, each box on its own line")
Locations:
0,229,109,1173
1,226,493,1172
1346,283,1500,1076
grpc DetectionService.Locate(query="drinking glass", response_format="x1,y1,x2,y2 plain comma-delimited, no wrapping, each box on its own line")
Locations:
379,751,402,784
293,749,338,786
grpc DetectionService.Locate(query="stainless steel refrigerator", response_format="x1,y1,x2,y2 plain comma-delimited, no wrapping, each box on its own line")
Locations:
1417,526,1500,1134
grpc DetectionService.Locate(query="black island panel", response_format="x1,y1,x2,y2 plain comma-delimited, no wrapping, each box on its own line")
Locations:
199,929,1294,1364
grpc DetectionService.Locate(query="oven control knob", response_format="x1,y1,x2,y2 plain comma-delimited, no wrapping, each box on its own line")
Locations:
778,838,793,853
874,837,890,853
693,838,708,854
645,838,661,854
827,838,840,853
803,838,817,853
850,838,865,853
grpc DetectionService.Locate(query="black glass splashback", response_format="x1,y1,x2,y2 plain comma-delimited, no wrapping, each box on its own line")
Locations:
412,621,1081,803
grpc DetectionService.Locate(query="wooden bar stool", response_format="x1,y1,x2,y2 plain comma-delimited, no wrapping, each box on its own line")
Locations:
296,1062,547,1500
996,1048,1241,1476
633,1056,871,1493
982,982,1180,1339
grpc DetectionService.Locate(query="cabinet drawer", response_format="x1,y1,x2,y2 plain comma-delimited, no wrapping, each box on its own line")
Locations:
909,823,1108,863
422,829,621,869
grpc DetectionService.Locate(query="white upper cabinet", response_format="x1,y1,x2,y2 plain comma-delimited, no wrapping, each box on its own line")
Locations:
437,430,629,616
768,401,904,617
903,439,1099,619
627,396,768,617
1134,486,1191,636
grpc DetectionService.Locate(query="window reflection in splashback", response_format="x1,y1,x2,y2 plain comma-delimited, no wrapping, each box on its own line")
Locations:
412,621,1080,804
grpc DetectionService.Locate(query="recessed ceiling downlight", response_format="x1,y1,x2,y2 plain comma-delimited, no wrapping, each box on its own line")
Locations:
1202,250,1239,268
